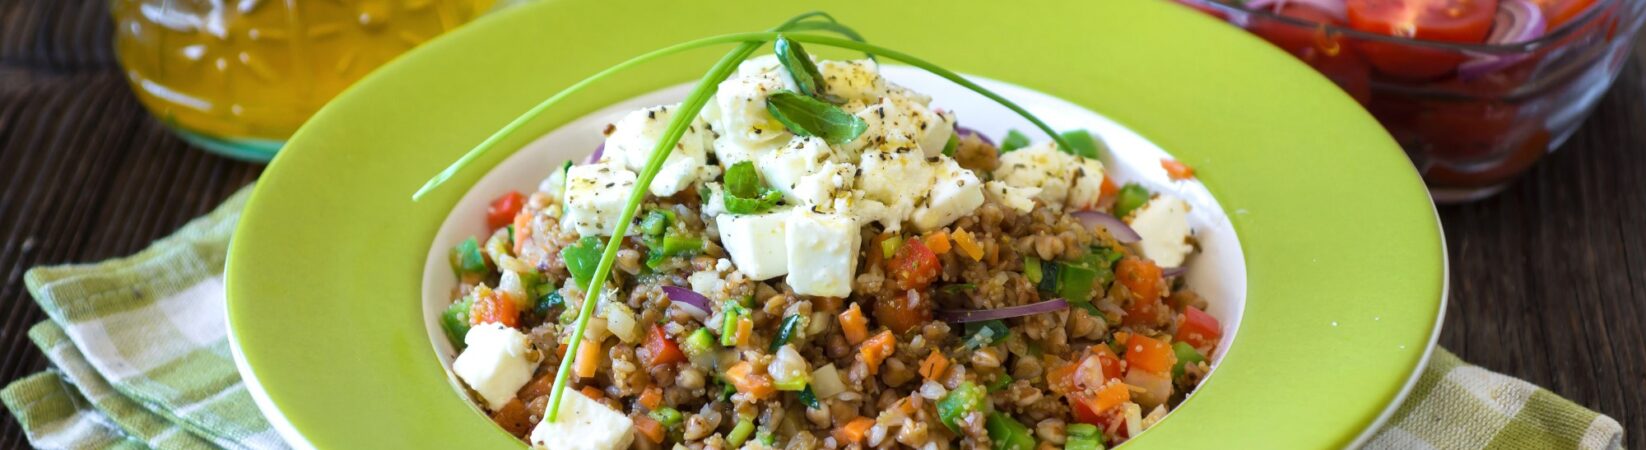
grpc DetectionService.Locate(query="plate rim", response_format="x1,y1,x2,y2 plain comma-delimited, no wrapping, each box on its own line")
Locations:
225,0,1447,448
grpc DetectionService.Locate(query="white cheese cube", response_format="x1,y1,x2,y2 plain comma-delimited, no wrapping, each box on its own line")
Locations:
561,162,637,236
985,181,1040,214
912,159,984,231
1064,157,1108,211
855,148,934,231
785,210,860,297
452,324,535,412
992,142,1081,211
703,55,794,165
717,208,791,280
791,162,857,210
839,89,953,158
601,104,712,196
529,388,634,450
759,136,844,203
817,59,887,103
1127,195,1194,268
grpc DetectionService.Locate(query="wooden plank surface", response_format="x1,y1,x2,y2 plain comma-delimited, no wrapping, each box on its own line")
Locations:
1,0,1642,448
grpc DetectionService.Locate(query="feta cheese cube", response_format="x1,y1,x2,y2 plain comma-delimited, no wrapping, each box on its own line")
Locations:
791,162,857,210
817,59,887,103
601,104,712,196
561,162,637,236
785,210,860,297
985,181,1040,213
912,159,984,231
1065,158,1108,211
703,55,794,164
1127,195,1194,268
717,208,791,280
529,388,634,450
840,89,953,158
992,142,1081,211
855,148,934,231
759,136,846,203
452,324,534,412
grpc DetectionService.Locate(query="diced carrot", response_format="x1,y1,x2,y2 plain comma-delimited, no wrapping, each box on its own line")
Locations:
557,343,569,357
924,231,952,255
859,330,896,376
725,361,776,400
1124,334,1176,375
633,414,665,444
518,372,555,400
638,386,663,410
839,303,869,345
470,288,521,328
1047,361,1080,394
491,398,533,437
574,339,601,379
1091,379,1132,412
919,350,950,381
951,228,984,261
835,417,876,444
512,210,533,256
1099,175,1118,202
1161,158,1195,181
735,317,753,347
581,385,605,400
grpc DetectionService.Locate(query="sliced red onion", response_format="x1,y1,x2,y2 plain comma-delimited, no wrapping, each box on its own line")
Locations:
1162,266,1188,277
1245,0,1347,22
936,298,1069,323
662,286,709,320
955,125,994,147
1073,211,1141,244
1459,0,1547,80
586,142,606,164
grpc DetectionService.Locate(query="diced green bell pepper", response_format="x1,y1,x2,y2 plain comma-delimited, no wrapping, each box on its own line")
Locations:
453,237,487,276
937,381,989,432
1113,183,1150,219
440,296,475,348
985,412,1036,450
1172,341,1206,379
1000,129,1030,152
1064,423,1106,450
560,237,603,289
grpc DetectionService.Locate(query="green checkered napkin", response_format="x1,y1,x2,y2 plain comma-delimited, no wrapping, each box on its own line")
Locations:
0,186,1625,449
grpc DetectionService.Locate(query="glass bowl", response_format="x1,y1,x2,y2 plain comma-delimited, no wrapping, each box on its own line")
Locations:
1176,0,1646,202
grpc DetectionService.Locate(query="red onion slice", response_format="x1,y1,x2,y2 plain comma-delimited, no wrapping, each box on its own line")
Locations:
955,125,995,147
586,142,606,164
936,298,1069,323
1161,266,1188,277
1244,0,1347,22
1073,211,1141,244
1459,0,1547,79
662,286,710,320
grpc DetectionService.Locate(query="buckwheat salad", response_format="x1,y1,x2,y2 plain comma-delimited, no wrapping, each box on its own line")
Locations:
436,47,1222,450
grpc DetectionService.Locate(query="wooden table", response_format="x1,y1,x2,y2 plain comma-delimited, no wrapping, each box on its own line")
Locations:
2,1,1642,448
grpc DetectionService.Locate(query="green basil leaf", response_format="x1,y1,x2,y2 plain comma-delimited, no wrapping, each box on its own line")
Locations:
765,91,867,145
724,190,783,214
1058,129,1105,159
775,36,841,103
1000,129,1030,152
724,161,763,198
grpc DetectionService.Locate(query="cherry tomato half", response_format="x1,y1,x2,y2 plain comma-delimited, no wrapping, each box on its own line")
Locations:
1533,0,1597,28
486,191,525,230
1347,0,1499,79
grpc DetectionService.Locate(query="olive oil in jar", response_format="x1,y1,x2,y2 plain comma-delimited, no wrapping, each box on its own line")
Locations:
112,0,497,160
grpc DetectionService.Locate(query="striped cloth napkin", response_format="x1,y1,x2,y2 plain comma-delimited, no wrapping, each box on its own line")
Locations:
0,186,1625,450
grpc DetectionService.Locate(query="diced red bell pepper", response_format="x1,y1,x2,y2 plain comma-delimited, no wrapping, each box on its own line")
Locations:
486,191,525,230
643,324,686,367
1175,306,1223,349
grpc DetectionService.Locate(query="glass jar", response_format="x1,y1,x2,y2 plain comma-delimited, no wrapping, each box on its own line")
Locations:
112,0,499,161
1176,0,1646,202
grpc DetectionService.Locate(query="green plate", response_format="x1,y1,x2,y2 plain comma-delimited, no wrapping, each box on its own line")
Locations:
226,0,1445,448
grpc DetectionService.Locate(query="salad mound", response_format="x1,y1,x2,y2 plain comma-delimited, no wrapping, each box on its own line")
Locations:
435,35,1222,450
